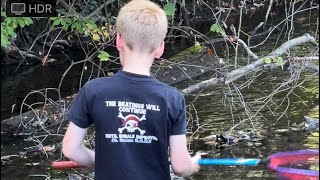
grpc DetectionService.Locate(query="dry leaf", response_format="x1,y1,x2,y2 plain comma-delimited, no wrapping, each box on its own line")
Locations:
92,33,100,41
107,72,114,76
42,145,55,152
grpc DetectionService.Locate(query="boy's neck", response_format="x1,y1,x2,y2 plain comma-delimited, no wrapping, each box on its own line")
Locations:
121,51,154,76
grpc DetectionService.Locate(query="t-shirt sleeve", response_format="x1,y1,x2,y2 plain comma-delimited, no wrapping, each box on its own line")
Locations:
170,94,187,135
67,85,93,128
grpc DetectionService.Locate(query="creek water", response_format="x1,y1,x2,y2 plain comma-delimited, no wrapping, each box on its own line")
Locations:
185,72,319,180
1,7,319,180
1,70,318,180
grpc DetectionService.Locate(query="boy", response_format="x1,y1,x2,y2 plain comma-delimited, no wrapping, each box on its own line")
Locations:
62,0,201,179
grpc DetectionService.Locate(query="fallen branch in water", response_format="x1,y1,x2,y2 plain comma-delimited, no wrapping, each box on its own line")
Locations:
181,34,318,95
1,155,20,161
1,154,23,165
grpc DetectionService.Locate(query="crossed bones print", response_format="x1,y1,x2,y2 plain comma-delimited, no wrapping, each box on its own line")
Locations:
117,112,146,135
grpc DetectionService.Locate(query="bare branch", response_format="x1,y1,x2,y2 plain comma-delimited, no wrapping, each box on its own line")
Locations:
181,34,317,95
233,37,259,60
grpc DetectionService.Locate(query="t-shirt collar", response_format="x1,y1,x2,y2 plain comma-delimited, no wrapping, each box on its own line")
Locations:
115,70,155,81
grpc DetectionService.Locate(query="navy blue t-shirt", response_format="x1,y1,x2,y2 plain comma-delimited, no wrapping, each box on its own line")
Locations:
68,70,187,180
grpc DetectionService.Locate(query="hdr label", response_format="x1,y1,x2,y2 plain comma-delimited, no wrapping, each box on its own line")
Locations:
6,0,57,17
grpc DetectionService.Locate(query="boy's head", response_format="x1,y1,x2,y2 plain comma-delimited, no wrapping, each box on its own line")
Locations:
116,0,168,55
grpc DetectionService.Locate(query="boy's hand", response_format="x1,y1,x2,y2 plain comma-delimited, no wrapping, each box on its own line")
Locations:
191,152,207,173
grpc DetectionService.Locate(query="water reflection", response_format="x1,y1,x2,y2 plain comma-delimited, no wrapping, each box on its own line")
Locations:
186,72,319,180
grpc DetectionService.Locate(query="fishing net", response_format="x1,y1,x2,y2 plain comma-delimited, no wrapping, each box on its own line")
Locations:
267,149,319,180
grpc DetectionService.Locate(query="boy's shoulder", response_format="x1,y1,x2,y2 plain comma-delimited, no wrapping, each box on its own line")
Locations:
84,76,111,87
83,75,184,98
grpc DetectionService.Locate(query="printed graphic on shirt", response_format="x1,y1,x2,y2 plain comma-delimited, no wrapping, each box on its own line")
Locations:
104,101,160,144
118,113,146,135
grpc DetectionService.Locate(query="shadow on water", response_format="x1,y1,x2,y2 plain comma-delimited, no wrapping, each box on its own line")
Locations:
0,48,88,121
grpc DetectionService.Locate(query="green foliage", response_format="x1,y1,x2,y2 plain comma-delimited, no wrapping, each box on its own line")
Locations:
163,2,176,16
275,57,284,66
210,23,226,37
50,14,110,42
263,56,285,69
264,57,272,64
97,51,110,61
1,10,33,47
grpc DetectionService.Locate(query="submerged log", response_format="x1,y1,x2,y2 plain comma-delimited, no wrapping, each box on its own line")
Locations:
151,44,216,85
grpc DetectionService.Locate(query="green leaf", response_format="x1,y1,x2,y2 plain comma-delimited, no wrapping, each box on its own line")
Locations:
11,31,17,38
63,23,69,30
210,24,222,33
76,22,83,29
66,18,72,24
60,19,66,26
7,27,14,36
264,57,272,64
164,3,176,16
12,21,18,28
98,51,109,61
1,34,10,47
52,19,61,27
24,18,33,25
6,17,12,24
275,57,284,65
1,11,6,17
86,19,95,25
275,57,284,70
77,26,84,33
71,22,78,29
210,23,226,36
18,18,25,27
2,29,7,35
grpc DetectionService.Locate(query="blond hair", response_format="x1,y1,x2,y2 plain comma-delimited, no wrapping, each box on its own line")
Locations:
116,0,168,53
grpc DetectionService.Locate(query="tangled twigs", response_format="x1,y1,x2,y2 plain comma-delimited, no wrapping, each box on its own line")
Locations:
19,88,66,134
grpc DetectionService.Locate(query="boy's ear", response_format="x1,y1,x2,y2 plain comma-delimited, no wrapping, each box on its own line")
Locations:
154,41,165,59
116,33,123,51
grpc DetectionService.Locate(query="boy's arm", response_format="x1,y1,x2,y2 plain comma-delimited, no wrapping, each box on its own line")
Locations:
169,134,201,177
62,121,95,167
